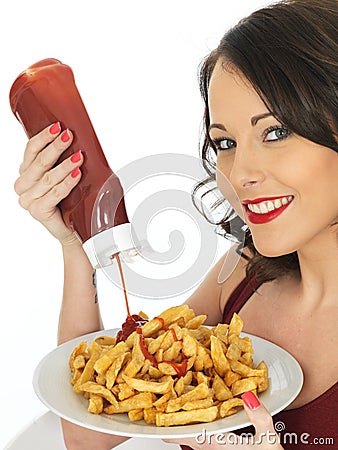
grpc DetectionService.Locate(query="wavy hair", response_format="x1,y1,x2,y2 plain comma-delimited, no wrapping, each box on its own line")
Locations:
194,0,338,283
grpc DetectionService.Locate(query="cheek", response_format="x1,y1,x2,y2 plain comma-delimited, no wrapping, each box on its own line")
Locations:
215,164,244,220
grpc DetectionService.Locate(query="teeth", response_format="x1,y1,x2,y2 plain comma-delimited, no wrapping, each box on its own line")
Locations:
246,196,293,214
260,203,268,214
252,204,260,213
266,201,275,212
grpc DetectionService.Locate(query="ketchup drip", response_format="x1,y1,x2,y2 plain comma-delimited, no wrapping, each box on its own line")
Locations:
116,314,148,343
115,253,131,317
136,328,158,367
163,355,188,378
113,255,187,377
114,254,148,343
137,327,188,378
154,317,165,328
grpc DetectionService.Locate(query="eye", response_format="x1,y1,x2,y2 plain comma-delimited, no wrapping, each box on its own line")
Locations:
212,137,237,151
263,126,290,142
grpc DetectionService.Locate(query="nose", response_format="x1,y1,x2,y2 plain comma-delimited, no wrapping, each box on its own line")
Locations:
226,143,266,191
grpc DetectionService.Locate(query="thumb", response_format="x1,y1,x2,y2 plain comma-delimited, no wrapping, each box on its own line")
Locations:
241,391,277,439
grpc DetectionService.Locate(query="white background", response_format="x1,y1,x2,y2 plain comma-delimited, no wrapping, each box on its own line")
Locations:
0,1,270,447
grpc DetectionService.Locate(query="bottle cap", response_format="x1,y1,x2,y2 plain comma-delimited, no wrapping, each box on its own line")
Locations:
83,223,138,268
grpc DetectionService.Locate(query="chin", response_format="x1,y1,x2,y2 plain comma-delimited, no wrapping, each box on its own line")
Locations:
252,236,297,258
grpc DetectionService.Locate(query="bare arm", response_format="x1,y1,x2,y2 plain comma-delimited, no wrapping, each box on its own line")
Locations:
58,239,102,344
15,124,128,449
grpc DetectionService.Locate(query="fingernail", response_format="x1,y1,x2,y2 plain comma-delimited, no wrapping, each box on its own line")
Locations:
70,150,82,163
71,167,81,178
61,129,71,142
242,391,261,410
49,122,61,134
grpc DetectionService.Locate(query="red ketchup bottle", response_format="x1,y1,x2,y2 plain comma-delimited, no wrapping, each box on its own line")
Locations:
10,58,137,268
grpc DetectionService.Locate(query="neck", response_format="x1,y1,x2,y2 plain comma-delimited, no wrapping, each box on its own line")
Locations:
296,225,338,307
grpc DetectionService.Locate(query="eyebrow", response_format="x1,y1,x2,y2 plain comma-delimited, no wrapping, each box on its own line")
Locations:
208,123,227,133
251,112,273,126
208,112,273,133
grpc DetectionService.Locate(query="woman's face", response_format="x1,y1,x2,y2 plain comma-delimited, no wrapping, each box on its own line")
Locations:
208,60,338,257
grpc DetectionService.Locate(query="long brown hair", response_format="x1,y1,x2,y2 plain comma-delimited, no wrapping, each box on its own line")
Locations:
194,0,338,283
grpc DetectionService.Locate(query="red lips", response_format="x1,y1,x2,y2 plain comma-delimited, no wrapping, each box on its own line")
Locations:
242,196,294,225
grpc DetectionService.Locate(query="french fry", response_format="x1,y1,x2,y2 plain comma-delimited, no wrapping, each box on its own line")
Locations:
213,323,229,345
163,340,182,361
142,305,191,337
118,383,135,401
147,333,166,354
231,377,258,396
228,313,243,336
73,354,86,370
122,374,174,395
182,398,214,410
224,369,241,387
256,361,269,392
69,341,87,370
123,334,145,377
69,309,269,427
210,335,230,376
78,381,118,407
219,397,244,418
228,335,253,353
212,374,233,401
95,336,116,347
73,341,102,393
156,406,218,426
226,343,242,361
88,394,104,414
185,314,207,329
166,383,209,412
128,409,144,421
230,360,265,378
93,341,129,375
70,368,82,385
106,352,129,389
143,407,157,424
104,392,153,414
182,333,198,357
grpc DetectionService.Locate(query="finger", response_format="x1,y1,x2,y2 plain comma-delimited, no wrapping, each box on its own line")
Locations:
19,122,62,174
18,151,83,210
242,392,277,442
27,167,82,223
15,128,73,195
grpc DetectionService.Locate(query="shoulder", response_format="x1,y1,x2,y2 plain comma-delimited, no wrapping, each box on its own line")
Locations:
185,245,250,325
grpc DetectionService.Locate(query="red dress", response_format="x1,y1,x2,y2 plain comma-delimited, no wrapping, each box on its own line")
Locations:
181,276,337,450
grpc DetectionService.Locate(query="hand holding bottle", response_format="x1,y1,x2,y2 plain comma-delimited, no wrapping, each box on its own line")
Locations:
14,123,83,246
11,58,135,268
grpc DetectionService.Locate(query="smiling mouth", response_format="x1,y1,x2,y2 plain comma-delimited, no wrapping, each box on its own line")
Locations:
242,195,294,225
245,196,294,214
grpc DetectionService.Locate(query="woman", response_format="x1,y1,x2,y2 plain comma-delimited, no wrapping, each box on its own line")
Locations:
14,0,337,449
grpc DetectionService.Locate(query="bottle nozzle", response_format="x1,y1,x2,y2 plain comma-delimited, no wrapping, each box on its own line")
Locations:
82,222,138,268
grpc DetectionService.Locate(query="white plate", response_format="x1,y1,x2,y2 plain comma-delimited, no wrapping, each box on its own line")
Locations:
33,328,303,439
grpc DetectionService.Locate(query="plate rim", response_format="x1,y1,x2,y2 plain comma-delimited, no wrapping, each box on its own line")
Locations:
32,328,303,438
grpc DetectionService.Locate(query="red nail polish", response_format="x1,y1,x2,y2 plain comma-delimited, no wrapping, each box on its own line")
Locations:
49,122,61,134
242,391,261,410
71,167,80,178
61,129,71,142
70,150,82,163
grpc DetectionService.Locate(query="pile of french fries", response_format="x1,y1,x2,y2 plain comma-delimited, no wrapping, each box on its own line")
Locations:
69,306,269,427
